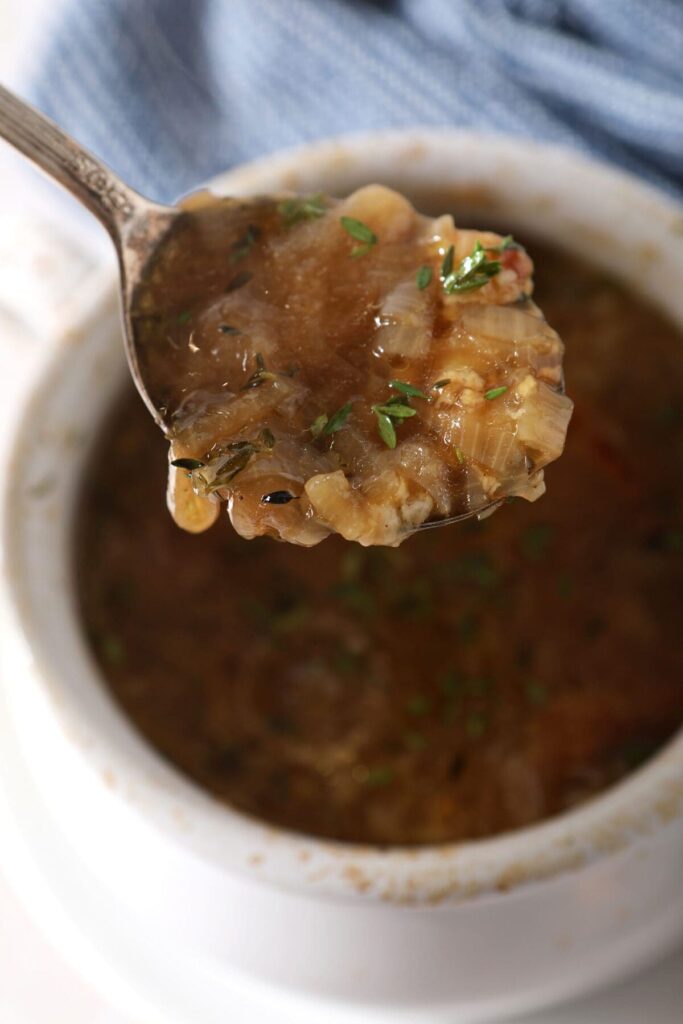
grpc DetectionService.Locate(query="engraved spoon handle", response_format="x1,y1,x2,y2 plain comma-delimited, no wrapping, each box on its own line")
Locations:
0,83,146,241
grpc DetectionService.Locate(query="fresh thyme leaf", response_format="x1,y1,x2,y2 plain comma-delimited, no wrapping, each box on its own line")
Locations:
229,224,260,265
454,446,465,464
431,378,451,390
373,403,416,419
242,371,277,390
340,216,377,255
259,427,276,449
309,413,329,438
205,448,255,490
278,193,327,225
484,234,522,253
416,265,433,290
200,427,275,493
225,270,253,293
441,244,454,278
224,440,255,453
484,385,508,400
340,216,377,244
218,324,242,335
241,353,277,390
261,490,297,505
322,402,353,435
177,309,191,325
443,241,502,294
171,457,205,470
375,410,397,448
390,380,429,400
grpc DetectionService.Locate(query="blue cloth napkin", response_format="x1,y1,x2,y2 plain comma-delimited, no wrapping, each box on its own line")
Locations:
25,0,683,204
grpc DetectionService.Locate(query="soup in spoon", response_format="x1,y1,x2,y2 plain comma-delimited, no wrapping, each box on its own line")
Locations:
133,185,573,546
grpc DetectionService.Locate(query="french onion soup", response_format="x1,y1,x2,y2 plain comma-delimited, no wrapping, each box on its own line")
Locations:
77,240,683,845
132,186,572,545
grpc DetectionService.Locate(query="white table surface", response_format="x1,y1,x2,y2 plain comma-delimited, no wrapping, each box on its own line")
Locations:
0,2,681,1020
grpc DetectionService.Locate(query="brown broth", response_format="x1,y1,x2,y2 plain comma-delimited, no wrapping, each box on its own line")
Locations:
76,241,683,845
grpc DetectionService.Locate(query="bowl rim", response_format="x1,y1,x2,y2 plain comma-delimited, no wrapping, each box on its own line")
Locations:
2,128,683,906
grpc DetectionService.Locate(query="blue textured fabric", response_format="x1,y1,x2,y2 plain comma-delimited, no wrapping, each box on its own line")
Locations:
24,0,683,204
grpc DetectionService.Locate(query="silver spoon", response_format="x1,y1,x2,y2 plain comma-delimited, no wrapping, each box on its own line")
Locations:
0,84,504,531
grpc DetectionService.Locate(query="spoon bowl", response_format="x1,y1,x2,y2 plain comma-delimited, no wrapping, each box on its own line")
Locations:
0,84,564,536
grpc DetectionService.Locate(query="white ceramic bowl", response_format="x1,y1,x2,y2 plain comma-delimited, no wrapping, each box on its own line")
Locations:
1,131,683,1024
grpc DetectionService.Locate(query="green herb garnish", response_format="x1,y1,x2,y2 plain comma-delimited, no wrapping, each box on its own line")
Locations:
177,309,191,325
441,244,455,278
484,385,508,401
261,490,297,505
443,241,502,294
372,384,423,448
225,270,253,293
278,193,327,225
241,353,278,390
390,380,429,400
486,234,522,252
218,324,242,335
416,265,433,290
340,216,377,257
373,402,416,419
375,410,397,449
229,224,260,265
309,413,329,438
259,427,276,449
322,401,353,435
454,446,465,464
199,428,274,493
431,378,451,390
171,457,205,470
204,447,255,488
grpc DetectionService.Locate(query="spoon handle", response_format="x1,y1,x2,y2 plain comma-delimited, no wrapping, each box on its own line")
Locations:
0,83,145,240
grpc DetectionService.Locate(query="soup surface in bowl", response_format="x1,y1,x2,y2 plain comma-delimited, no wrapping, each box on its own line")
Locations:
76,239,683,846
